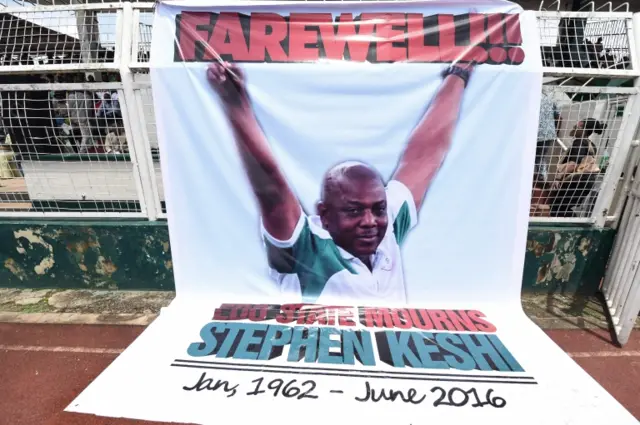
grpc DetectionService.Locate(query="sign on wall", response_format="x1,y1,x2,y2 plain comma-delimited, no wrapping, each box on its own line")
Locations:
66,1,638,424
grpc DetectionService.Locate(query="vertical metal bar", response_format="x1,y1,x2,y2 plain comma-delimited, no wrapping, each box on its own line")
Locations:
133,87,164,220
603,186,634,295
600,12,640,346
119,2,158,221
610,201,639,317
613,199,640,317
114,7,124,65
610,142,640,229
116,87,148,218
606,178,639,297
608,193,635,303
603,206,629,294
132,8,142,65
615,257,640,345
627,17,640,72
591,95,637,227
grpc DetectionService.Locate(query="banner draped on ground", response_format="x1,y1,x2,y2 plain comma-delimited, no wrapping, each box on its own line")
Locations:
67,1,637,424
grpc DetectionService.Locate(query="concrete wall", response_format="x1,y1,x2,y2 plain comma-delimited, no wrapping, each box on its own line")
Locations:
0,221,615,297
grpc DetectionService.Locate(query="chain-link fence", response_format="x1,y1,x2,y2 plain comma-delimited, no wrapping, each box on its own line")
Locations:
0,82,149,217
530,85,636,223
537,10,638,76
0,1,639,224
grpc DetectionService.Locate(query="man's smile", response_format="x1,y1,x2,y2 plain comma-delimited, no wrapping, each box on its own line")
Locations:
356,234,379,243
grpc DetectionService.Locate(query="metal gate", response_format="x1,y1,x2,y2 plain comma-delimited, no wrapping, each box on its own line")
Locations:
602,142,640,345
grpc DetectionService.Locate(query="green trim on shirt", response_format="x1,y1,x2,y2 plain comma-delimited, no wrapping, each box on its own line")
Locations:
265,220,356,302
393,201,412,245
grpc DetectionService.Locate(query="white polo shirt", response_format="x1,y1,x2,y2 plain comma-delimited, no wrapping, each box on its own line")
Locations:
262,180,418,305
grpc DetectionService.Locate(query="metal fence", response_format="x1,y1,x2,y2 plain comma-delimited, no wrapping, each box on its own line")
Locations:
602,142,640,345
530,85,638,225
1,2,639,226
537,11,637,76
0,82,149,218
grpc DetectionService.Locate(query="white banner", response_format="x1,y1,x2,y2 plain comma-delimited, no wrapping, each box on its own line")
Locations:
66,1,637,424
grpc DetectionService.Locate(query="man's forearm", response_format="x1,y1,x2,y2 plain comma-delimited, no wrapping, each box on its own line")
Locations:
227,108,301,237
394,74,467,207
229,109,283,179
404,75,465,161
207,61,301,240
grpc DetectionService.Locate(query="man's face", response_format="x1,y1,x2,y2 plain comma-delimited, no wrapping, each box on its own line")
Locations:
319,177,388,259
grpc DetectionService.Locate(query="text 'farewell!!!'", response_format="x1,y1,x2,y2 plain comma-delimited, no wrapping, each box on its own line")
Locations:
174,12,525,64
185,304,525,373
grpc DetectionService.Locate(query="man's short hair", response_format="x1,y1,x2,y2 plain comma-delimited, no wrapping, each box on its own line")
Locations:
321,161,384,202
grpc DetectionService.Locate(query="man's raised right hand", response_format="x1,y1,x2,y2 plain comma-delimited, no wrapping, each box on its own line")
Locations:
207,62,250,111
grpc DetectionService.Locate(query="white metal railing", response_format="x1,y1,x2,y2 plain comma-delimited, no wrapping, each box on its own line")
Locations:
0,3,122,74
132,82,165,218
602,148,640,345
598,10,640,347
130,4,153,69
536,10,639,77
1,2,640,226
0,81,151,218
530,84,638,225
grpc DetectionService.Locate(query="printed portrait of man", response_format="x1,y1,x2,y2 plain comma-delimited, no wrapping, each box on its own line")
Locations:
207,61,474,304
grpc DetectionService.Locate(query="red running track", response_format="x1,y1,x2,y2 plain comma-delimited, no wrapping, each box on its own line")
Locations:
0,323,638,425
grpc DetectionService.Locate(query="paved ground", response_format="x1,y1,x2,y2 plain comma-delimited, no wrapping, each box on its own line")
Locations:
3,288,638,329
0,323,183,425
0,289,638,424
0,322,638,425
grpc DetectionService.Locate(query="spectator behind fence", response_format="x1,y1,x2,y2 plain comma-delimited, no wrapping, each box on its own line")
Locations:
104,125,127,154
66,74,97,153
1,72,61,156
548,118,606,217
535,88,562,184
97,93,119,130
561,118,606,167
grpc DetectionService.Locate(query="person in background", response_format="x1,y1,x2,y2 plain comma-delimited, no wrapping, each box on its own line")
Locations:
104,124,127,154
548,118,605,217
530,88,562,216
97,93,118,132
561,118,606,166
535,88,562,184
67,74,97,153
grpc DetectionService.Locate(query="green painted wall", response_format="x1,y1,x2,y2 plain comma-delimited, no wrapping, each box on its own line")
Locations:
0,221,173,291
524,224,616,295
0,221,615,296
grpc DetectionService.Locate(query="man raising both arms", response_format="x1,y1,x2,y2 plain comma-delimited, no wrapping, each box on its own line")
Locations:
207,62,474,305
